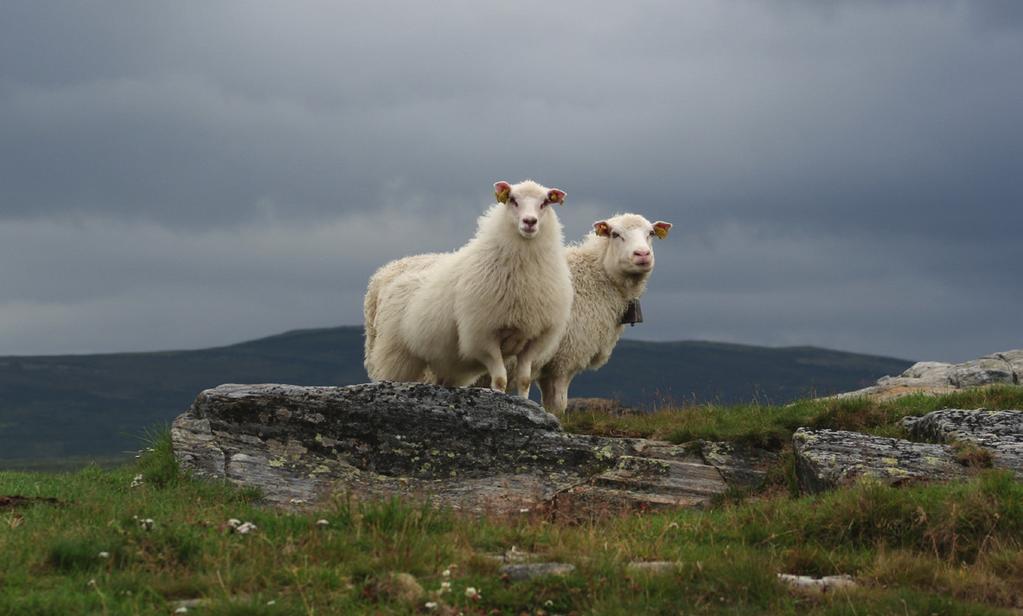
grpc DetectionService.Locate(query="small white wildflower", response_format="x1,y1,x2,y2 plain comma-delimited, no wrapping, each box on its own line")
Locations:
138,518,155,531
464,586,480,599
544,600,554,607
266,600,276,606
424,601,438,610
315,519,329,527
174,608,188,614
87,579,97,587
97,552,110,559
227,518,241,528
130,474,144,489
441,568,451,578
518,508,530,513
289,498,307,505
439,581,451,593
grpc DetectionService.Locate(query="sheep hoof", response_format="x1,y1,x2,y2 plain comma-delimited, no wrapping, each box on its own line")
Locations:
491,376,507,392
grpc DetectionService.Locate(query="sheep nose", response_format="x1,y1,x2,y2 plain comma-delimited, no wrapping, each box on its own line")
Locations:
522,217,537,228
633,249,651,257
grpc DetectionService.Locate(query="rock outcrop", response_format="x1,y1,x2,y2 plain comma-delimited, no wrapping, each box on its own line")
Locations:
837,350,1022,400
903,409,1023,476
794,409,1023,493
172,382,728,514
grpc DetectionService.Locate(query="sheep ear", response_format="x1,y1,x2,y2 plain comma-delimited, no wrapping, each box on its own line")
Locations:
653,221,672,239
593,221,611,237
494,181,512,204
547,188,566,205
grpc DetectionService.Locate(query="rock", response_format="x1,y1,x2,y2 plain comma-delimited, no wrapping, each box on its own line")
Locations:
794,408,1023,493
379,573,424,604
835,350,1021,400
777,574,857,595
172,382,727,514
626,561,677,575
695,441,782,491
903,409,1023,476
792,428,967,493
499,562,576,581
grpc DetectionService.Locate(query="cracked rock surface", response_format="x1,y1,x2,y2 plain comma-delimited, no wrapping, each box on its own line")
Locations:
172,382,728,514
794,408,1023,493
903,409,1023,476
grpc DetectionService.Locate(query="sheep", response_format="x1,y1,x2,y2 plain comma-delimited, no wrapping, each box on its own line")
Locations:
534,213,672,414
363,180,573,396
363,253,441,379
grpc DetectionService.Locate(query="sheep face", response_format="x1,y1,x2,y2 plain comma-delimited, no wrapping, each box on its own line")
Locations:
495,180,566,239
593,214,672,277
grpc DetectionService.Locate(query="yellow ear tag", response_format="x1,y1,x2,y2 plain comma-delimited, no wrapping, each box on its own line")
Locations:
653,226,669,239
496,189,510,204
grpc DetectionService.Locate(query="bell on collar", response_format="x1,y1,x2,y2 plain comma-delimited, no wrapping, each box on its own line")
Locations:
621,300,643,326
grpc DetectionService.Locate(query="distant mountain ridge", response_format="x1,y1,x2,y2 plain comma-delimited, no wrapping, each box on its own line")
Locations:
0,326,912,464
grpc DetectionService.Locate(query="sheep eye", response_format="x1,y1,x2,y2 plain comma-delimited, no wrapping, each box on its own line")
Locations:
540,200,549,208
611,231,620,239
509,197,518,207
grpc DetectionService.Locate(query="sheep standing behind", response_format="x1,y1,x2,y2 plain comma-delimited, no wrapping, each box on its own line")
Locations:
364,180,573,396
363,253,440,379
535,214,672,413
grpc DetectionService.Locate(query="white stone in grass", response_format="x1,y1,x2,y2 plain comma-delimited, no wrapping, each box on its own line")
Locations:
425,601,438,610
130,474,144,489
464,586,481,599
315,519,329,527
235,521,258,534
777,573,857,594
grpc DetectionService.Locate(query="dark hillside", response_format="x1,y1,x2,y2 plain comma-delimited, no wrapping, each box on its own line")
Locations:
0,326,911,463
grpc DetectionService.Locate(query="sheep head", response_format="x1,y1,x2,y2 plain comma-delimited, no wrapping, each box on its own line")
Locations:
593,214,671,276
494,180,567,239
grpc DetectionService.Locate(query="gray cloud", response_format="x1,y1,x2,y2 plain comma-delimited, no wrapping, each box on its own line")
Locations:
0,0,1020,361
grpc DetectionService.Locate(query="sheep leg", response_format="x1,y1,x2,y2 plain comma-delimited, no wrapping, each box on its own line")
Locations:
476,342,508,392
538,377,556,411
513,341,538,399
539,375,570,414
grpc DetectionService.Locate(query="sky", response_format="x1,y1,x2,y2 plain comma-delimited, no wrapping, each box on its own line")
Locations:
1,1,1021,362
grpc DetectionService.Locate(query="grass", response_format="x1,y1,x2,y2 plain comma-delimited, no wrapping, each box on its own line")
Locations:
2,387,1022,614
563,384,1023,448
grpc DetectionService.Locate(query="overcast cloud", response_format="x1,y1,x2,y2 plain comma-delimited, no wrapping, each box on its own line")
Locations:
1,1,1021,361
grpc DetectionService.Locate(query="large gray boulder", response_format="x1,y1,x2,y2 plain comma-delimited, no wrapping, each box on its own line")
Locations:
171,382,728,514
794,408,1023,493
792,428,967,493
903,409,1023,476
836,350,1022,400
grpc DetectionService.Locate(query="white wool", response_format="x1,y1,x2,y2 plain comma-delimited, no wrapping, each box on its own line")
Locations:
363,180,573,395
535,213,669,413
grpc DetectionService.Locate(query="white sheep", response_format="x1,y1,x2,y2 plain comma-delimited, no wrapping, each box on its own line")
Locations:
534,213,672,413
364,180,573,395
363,252,441,379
